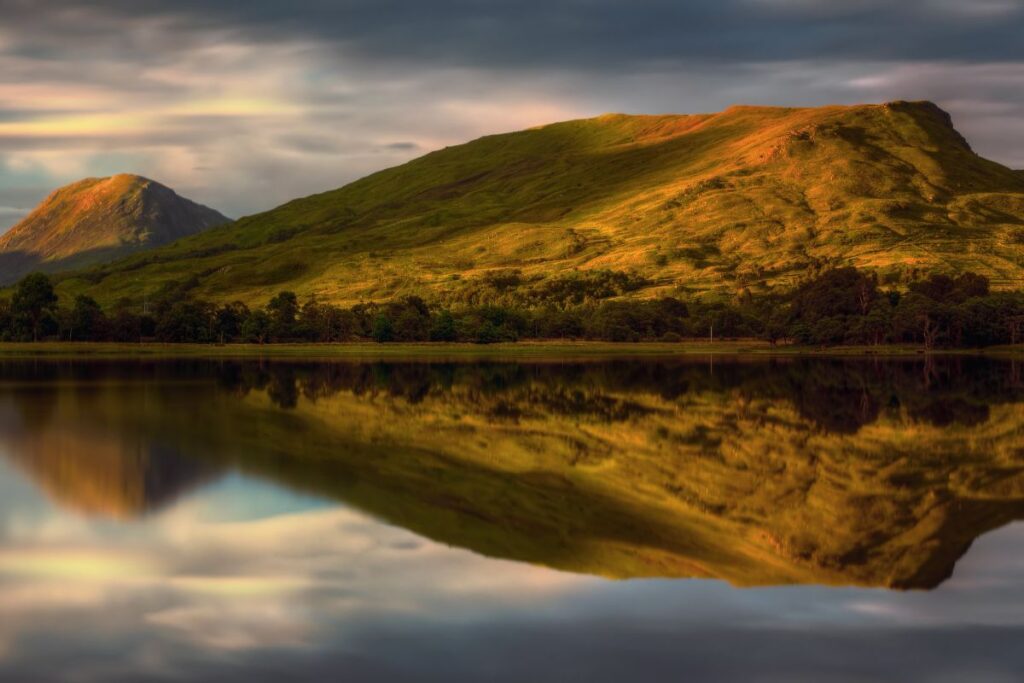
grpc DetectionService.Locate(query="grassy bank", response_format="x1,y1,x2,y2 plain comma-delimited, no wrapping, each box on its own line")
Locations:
0,340,1018,360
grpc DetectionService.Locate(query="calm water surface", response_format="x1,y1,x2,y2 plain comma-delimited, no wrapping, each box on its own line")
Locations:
0,356,1023,682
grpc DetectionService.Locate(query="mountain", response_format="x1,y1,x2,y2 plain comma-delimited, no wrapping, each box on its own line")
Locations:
59,101,1024,306
0,174,228,284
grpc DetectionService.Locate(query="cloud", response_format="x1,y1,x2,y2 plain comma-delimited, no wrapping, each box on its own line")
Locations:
0,502,586,666
29,0,1022,66
0,9,591,218
4,496,1024,681
926,0,1023,17
0,206,27,218
0,0,1021,221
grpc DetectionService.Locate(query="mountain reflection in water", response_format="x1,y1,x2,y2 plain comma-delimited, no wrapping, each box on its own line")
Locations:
0,356,1021,591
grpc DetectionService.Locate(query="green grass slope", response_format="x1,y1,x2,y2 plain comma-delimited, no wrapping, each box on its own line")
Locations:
58,101,1024,306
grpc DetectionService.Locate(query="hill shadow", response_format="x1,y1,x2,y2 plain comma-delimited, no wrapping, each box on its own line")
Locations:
0,245,154,286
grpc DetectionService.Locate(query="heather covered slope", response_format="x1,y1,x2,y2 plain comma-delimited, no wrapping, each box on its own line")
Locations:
60,101,1024,306
0,174,228,284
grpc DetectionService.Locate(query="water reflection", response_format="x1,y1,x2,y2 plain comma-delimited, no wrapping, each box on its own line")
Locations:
0,357,1021,591
2,356,1024,681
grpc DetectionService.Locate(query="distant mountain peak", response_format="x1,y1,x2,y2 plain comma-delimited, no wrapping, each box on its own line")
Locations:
0,174,228,284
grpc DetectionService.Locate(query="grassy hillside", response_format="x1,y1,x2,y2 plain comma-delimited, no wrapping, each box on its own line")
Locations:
57,101,1024,307
0,174,228,284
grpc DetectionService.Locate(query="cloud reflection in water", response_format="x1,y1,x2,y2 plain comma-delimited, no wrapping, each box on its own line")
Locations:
0,358,1023,681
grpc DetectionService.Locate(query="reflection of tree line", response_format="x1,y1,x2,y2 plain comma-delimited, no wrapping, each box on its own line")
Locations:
0,357,1017,433
203,357,1023,433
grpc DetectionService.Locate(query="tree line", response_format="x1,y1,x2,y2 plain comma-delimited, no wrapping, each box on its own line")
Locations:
1,267,1022,347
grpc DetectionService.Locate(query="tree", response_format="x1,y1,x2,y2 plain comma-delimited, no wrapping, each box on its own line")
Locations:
372,314,394,342
474,320,503,344
908,271,989,305
954,272,990,300
763,310,789,346
392,304,430,342
109,298,142,342
241,310,271,344
298,298,356,342
155,299,216,343
66,295,107,341
896,292,947,349
586,302,640,341
430,310,457,342
790,267,878,323
12,273,58,341
859,302,893,346
216,301,250,344
0,298,12,342
298,297,324,341
531,307,584,339
321,305,357,342
267,291,299,340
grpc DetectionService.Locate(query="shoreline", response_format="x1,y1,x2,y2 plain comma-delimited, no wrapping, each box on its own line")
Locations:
0,341,1018,360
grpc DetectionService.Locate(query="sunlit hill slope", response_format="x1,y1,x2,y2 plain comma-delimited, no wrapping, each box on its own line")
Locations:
59,101,1024,306
0,174,228,284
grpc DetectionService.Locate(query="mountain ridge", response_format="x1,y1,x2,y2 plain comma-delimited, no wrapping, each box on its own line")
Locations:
0,174,228,284
53,101,1024,305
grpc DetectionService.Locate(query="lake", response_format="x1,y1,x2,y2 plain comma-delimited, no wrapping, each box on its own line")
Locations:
0,355,1022,682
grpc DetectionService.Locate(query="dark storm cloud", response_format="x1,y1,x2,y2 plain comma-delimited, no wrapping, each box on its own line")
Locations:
11,0,1023,68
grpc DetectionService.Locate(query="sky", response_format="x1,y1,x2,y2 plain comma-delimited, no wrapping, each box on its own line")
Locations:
0,0,1023,231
